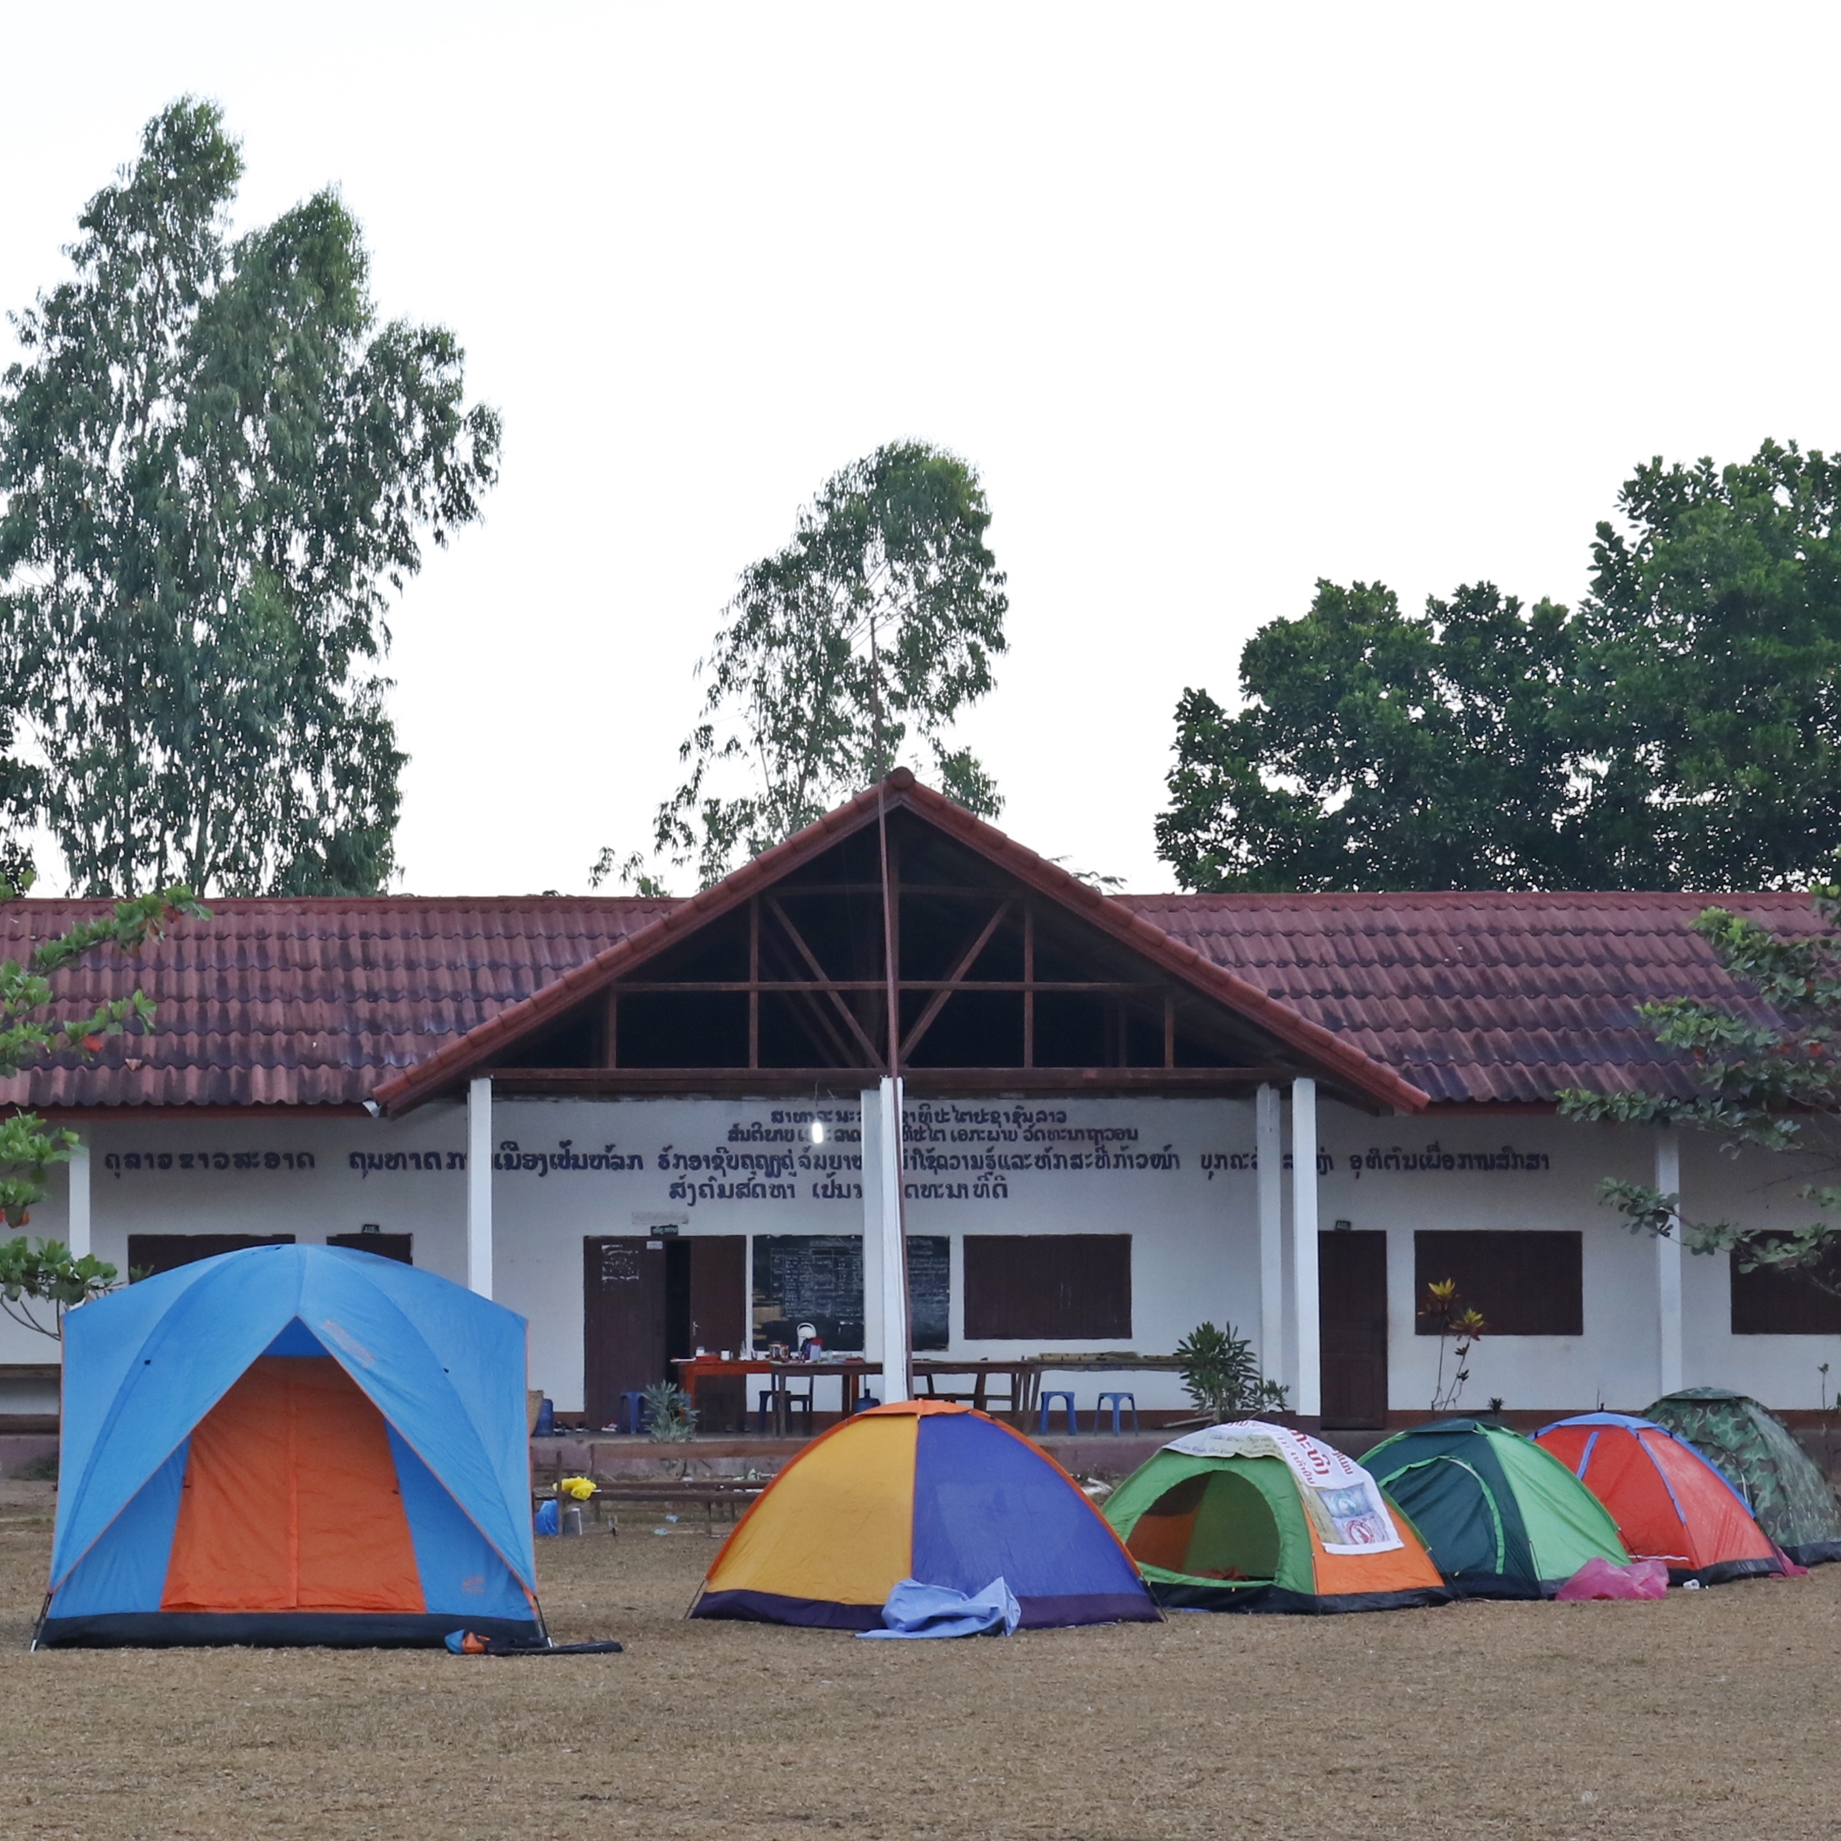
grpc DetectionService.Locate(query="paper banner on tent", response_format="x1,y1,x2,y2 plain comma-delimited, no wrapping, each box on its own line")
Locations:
1166,1421,1403,1555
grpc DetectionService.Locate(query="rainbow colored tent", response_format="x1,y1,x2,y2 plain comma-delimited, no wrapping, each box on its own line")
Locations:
1534,1413,1784,1587
38,1244,543,1648
692,1401,1158,1629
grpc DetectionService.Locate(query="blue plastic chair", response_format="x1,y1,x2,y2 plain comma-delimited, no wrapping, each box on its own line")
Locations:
1036,1390,1078,1437
1094,1391,1139,1434
617,1390,651,1435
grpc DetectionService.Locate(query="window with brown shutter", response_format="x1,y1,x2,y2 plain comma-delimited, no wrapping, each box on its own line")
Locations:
127,1233,295,1277
963,1234,1131,1340
1413,1231,1582,1336
1730,1245,1841,1334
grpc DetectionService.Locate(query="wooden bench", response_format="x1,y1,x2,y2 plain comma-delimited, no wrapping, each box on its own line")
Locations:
0,1362,62,1433
533,1480,763,1537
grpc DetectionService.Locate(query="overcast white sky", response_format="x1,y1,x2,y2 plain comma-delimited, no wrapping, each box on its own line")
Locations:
3,4,1837,896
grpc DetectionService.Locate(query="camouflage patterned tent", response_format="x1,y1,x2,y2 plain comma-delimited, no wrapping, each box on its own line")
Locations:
1643,1389,1841,1566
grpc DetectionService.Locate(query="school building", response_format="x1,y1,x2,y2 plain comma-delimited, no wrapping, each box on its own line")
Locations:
3,770,1834,1431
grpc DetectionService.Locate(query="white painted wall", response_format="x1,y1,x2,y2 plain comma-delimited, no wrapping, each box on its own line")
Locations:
1677,1129,1841,1412
484,1095,1257,1413
17,1093,1841,1416
1311,1107,1658,1413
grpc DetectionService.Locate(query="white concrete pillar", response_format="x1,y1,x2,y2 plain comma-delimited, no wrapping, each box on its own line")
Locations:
1291,1078,1321,1418
467,1076,493,1299
1655,1130,1683,1398
1256,1084,1284,1388
66,1137,91,1260
860,1090,885,1367
875,1076,910,1403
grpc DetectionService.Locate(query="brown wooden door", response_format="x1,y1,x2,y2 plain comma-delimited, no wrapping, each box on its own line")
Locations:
583,1236,667,1431
688,1236,746,1433
1319,1230,1388,1429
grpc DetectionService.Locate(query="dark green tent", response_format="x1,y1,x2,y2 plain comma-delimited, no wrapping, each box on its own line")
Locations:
1643,1389,1841,1567
1363,1417,1629,1598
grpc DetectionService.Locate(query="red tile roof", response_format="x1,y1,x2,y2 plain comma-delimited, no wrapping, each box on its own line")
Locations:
0,836,1817,1111
0,896,669,1110
1121,890,1818,1105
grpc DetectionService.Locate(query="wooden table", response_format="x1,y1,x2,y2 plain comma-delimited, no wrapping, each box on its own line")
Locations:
910,1360,1040,1423
672,1357,882,1434
1027,1356,1186,1377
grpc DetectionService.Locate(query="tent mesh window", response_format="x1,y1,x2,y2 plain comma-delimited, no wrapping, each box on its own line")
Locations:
1126,1472,1280,1583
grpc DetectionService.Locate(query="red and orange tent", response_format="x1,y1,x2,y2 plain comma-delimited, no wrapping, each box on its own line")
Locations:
1534,1413,1784,1586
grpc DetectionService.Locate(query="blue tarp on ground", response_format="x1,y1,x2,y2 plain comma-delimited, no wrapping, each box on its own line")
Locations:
858,1576,1023,1638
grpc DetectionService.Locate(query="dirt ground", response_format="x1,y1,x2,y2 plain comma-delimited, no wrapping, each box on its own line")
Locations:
2,1482,1836,1841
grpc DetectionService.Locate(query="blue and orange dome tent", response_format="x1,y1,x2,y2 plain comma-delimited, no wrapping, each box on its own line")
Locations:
37,1244,543,1648
692,1400,1159,1630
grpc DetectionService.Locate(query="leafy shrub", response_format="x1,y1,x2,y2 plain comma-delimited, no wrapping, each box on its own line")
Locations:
1174,1321,1288,1423
642,1382,699,1444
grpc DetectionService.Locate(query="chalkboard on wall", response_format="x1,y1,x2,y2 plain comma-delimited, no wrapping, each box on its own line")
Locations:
751,1234,950,1353
907,1237,949,1351
753,1234,864,1351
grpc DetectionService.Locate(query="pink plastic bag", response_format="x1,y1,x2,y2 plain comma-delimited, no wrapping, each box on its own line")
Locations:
1555,1557,1670,1601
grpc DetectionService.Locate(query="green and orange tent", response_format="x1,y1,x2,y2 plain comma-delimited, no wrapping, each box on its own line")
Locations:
1103,1422,1449,1614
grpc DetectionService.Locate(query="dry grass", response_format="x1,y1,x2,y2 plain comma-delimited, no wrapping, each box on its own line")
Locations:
1,1481,1837,1839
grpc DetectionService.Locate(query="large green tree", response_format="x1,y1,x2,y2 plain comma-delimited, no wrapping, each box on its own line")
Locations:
599,441,1008,891
0,99,501,896
0,707,33,896
1155,581,1589,891
1157,441,1841,893
1576,440,1841,890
